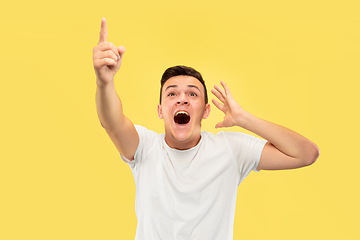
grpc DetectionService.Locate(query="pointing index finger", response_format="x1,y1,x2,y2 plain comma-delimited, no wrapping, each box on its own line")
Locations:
98,17,108,44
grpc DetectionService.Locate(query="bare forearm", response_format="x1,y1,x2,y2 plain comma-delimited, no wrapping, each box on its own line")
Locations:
96,80,125,132
238,111,319,164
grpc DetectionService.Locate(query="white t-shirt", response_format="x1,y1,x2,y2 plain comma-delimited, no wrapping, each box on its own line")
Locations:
121,125,267,240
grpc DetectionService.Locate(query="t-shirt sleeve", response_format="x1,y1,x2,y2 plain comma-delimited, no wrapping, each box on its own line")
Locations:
120,125,157,168
223,131,267,185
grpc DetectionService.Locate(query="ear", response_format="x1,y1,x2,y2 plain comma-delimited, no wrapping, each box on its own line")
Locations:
157,104,163,119
202,103,211,119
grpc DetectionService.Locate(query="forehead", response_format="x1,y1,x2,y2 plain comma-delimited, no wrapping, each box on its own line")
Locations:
163,75,204,92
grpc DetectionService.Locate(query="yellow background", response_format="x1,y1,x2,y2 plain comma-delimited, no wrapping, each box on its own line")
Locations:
1,0,359,239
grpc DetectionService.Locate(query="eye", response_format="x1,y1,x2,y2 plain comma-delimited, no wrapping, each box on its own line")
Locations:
189,92,197,97
168,93,176,97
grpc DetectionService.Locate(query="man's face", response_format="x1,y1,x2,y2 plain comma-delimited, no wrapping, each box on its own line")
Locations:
157,75,210,150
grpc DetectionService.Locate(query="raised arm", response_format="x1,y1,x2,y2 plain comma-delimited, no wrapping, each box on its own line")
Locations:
93,17,138,160
211,81,320,170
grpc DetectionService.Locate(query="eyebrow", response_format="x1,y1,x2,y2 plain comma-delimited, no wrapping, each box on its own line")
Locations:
165,85,201,91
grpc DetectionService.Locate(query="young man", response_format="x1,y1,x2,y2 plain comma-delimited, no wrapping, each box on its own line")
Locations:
93,18,319,240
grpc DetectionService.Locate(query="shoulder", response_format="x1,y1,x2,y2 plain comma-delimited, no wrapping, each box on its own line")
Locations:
210,130,267,150
134,125,159,137
218,130,263,140
200,130,245,141
134,125,162,151
211,130,250,141
130,125,162,164
200,130,248,146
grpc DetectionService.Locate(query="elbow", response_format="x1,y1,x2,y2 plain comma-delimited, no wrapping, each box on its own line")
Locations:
100,121,106,129
99,121,110,131
304,143,320,166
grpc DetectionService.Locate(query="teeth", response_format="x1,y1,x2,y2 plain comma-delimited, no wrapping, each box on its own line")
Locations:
175,111,189,116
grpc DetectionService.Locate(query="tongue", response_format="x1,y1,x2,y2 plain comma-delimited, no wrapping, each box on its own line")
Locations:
174,113,190,124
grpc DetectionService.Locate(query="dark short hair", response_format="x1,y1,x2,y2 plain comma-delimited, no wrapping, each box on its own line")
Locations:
159,65,208,104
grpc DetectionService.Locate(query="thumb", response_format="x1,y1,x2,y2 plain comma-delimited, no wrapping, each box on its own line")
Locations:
215,122,224,129
98,17,108,44
118,45,126,58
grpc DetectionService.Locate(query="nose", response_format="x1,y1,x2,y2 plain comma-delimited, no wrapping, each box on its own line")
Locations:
176,93,189,105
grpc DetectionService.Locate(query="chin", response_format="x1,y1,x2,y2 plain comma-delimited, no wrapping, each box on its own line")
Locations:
171,132,192,143
164,117,201,148
170,124,201,145
170,127,192,142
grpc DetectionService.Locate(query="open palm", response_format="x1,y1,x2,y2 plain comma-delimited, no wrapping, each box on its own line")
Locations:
211,81,246,129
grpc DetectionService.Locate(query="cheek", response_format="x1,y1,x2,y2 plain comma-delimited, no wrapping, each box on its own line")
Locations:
195,107,206,119
162,107,172,119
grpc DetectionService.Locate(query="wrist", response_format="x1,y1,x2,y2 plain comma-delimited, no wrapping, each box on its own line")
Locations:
96,77,114,88
236,111,255,129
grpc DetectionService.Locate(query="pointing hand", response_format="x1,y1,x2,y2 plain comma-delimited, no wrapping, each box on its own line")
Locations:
93,17,126,86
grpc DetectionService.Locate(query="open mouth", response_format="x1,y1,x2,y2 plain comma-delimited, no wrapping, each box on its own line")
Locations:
174,111,190,125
